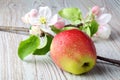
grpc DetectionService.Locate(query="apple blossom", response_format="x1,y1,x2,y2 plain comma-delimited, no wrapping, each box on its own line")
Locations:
25,6,59,27
96,24,111,39
22,6,65,35
92,6,112,39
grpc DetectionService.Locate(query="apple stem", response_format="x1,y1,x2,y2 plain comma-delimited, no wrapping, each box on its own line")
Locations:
97,56,120,66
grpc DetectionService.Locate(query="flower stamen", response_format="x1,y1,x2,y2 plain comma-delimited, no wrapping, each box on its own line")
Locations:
40,17,47,24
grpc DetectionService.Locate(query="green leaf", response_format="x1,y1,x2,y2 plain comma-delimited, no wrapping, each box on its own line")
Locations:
29,26,32,30
83,27,91,37
90,20,99,36
72,20,81,25
59,8,82,23
18,35,40,60
51,26,61,34
33,34,53,55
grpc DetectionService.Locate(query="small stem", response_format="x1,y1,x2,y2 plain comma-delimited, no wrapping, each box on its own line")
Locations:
64,23,83,28
65,24,76,27
97,56,120,66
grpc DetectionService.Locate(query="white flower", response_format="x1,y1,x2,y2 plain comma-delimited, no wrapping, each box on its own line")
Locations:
22,6,64,35
95,24,111,39
27,7,58,28
96,13,112,25
30,6,58,25
92,6,112,39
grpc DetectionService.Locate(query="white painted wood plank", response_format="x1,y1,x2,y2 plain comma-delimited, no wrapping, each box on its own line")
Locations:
0,0,120,80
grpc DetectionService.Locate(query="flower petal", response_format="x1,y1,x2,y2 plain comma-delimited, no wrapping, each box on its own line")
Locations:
100,8,105,14
29,9,38,17
39,6,52,19
21,13,30,24
97,24,111,39
48,14,58,25
97,13,112,24
40,25,50,32
29,17,41,25
40,24,55,35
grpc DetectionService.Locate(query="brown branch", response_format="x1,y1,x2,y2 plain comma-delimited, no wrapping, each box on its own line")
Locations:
0,26,29,32
97,56,120,66
0,26,53,37
0,26,29,35
0,26,120,66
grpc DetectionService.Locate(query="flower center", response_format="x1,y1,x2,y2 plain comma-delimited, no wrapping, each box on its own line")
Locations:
40,17,47,24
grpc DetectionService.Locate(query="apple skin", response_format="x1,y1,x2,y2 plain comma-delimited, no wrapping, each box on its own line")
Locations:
50,29,97,74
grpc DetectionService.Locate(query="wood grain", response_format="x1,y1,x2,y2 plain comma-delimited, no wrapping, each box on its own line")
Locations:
0,0,120,80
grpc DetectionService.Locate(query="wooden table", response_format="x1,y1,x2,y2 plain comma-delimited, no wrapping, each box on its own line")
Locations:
0,0,120,80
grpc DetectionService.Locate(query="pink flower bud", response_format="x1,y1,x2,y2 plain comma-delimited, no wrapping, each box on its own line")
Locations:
54,21,65,29
54,18,65,29
30,9,38,17
92,6,100,15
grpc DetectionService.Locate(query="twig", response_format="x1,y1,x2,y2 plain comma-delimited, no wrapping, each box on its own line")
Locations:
0,26,29,32
0,26,120,66
97,56,120,66
0,26,29,35
64,23,83,28
0,26,54,38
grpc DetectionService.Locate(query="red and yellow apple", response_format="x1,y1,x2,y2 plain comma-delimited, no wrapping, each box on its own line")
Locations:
50,29,97,74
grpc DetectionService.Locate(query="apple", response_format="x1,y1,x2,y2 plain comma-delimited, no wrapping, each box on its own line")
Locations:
50,29,97,74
